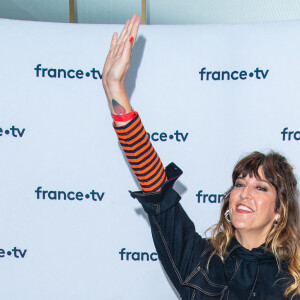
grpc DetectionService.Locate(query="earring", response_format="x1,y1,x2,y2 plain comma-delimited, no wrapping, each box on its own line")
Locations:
224,209,231,223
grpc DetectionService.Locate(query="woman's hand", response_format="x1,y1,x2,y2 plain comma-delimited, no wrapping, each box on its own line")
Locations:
102,14,140,119
103,14,140,89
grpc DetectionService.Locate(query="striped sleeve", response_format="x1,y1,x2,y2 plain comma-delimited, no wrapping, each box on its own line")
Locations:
113,112,167,193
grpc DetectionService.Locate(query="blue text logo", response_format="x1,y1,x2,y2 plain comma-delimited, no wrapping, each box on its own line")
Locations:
119,248,158,261
34,64,102,80
0,247,27,258
35,187,104,201
0,126,25,138
281,127,300,141
196,190,224,203
146,130,189,142
199,67,269,81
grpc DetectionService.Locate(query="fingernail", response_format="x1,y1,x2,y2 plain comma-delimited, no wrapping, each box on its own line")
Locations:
129,37,134,43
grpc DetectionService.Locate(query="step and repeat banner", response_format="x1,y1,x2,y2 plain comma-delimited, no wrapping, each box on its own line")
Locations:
0,18,299,300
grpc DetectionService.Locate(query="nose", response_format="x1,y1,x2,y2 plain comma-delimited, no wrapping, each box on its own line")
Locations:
240,185,252,199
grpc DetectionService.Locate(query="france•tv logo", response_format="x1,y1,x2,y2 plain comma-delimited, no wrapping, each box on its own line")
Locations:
198,67,269,81
281,127,300,141
0,126,25,138
34,64,102,80
196,190,224,203
0,247,27,258
35,187,104,201
146,130,189,142
119,248,158,261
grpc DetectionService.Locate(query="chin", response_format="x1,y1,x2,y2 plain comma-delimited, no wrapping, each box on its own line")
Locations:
231,220,251,230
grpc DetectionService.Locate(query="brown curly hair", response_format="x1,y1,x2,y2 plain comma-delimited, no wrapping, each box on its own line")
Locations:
209,151,300,298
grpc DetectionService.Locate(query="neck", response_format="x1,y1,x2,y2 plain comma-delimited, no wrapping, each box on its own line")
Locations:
234,230,268,250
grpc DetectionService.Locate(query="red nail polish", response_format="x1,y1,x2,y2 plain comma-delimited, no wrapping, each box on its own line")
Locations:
129,37,134,43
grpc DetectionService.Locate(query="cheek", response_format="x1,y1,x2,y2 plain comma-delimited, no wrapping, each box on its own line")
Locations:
256,197,277,217
228,191,238,207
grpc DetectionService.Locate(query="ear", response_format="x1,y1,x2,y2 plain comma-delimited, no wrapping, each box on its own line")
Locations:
274,213,280,224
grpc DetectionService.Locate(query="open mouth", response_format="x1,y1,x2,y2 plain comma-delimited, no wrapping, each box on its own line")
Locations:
236,204,254,214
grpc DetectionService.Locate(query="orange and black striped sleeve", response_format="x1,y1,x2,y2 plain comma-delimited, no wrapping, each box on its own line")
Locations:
113,112,167,193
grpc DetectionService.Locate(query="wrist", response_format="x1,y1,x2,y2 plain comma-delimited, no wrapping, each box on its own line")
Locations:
113,111,137,127
103,80,124,99
111,110,135,122
108,91,132,117
106,81,125,95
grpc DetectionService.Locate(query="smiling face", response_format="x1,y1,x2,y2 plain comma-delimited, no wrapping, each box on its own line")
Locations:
229,166,279,239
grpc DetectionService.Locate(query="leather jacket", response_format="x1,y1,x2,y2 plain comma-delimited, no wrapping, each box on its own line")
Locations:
130,163,297,300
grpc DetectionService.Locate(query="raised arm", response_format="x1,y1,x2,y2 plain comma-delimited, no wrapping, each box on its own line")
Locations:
102,14,140,127
102,14,167,193
102,16,211,298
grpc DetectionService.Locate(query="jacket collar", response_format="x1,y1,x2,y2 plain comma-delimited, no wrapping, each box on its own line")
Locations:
225,236,275,261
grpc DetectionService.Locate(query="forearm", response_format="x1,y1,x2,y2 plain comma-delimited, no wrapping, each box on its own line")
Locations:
114,112,167,192
103,83,132,127
106,82,167,192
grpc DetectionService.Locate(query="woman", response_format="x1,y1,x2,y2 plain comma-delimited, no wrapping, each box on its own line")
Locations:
102,14,300,299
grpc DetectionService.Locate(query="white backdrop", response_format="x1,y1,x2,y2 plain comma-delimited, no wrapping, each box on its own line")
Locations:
0,18,299,300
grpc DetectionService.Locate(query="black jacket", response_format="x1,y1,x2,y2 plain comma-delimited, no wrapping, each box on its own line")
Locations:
130,163,297,300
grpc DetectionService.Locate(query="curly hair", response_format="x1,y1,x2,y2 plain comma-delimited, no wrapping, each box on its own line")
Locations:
209,151,300,298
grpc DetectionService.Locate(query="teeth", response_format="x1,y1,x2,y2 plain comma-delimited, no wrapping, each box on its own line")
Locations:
237,205,253,212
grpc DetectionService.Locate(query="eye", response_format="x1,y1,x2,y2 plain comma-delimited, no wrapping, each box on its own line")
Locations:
234,182,244,188
257,186,267,192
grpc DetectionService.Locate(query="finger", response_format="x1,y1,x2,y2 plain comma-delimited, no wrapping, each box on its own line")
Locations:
119,15,140,52
129,15,140,45
115,15,138,58
111,19,129,57
125,14,138,39
114,15,139,61
117,15,137,49
115,19,130,48
109,32,118,51
103,33,118,73
121,36,134,64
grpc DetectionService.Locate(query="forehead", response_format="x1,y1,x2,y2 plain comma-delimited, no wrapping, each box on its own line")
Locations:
238,166,267,181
